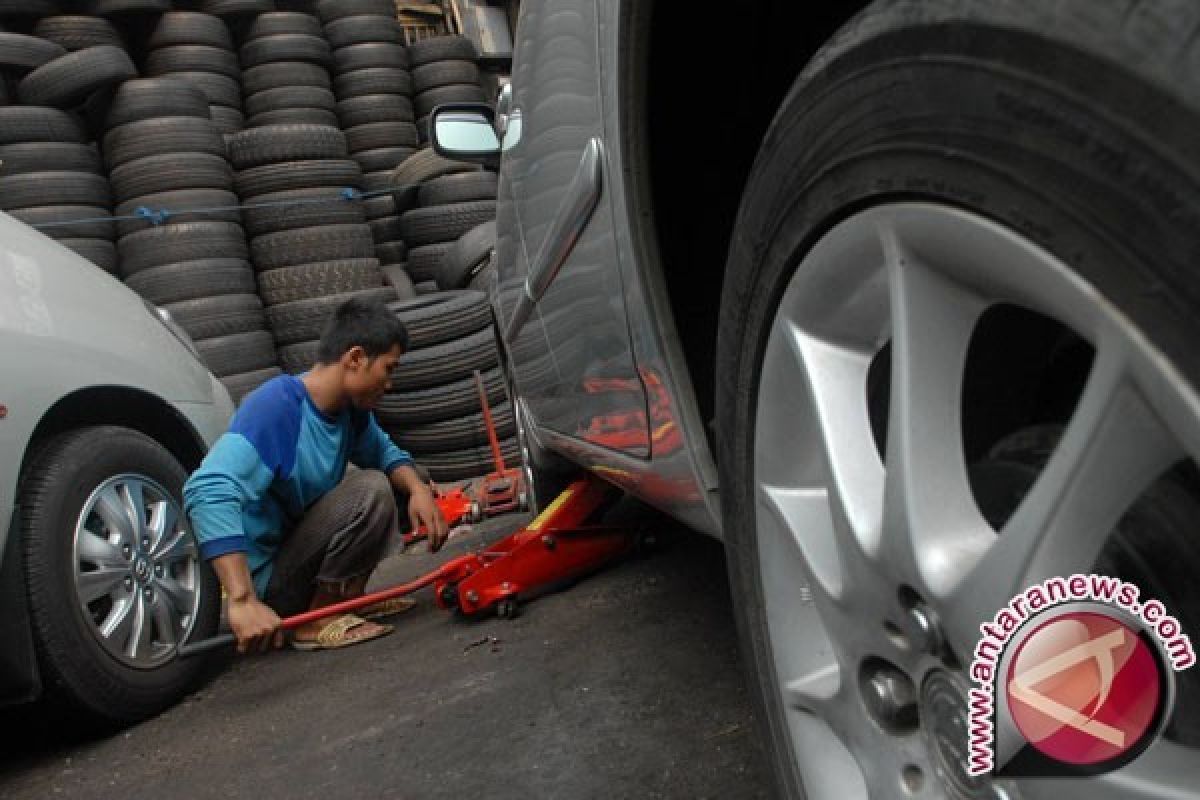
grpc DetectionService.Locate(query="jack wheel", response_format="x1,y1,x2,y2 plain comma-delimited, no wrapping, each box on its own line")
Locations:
495,596,519,619
439,584,459,609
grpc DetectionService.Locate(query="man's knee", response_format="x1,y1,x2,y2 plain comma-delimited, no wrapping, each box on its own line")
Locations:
346,469,396,512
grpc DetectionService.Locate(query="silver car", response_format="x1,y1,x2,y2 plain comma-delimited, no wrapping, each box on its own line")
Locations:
0,214,232,726
435,1,1200,798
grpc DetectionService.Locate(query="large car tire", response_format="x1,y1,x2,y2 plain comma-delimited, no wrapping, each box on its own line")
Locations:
386,289,491,348
331,43,408,74
114,188,241,236
406,35,475,68
222,367,282,404
333,66,413,99
405,242,452,284
354,146,415,174
145,45,240,80
123,258,256,303
256,258,382,304
324,15,402,48
195,330,277,377
397,200,495,248
391,402,514,453
715,2,1200,798
105,79,210,128
411,60,479,94
244,11,322,39
34,17,124,52
336,95,415,130
0,107,86,144
59,238,118,273
0,171,110,210
250,223,375,271
242,62,330,94
102,117,226,168
417,170,497,207
376,366,504,427
8,205,115,240
162,71,242,108
226,124,346,171
240,187,365,236
416,438,520,483
265,287,397,346
390,146,477,189
0,141,100,173
388,327,497,391
315,0,393,23
235,159,360,198
19,426,220,726
0,33,66,71
413,84,486,119
163,292,265,339
109,152,233,201
245,108,339,128
17,46,137,109
147,11,233,50
239,34,330,69
437,220,495,289
244,86,336,117
117,221,247,276
344,121,418,153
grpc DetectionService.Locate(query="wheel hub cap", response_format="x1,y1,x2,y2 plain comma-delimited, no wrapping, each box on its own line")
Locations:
922,671,988,799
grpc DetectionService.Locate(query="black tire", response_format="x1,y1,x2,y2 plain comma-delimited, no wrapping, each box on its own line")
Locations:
196,329,277,376
164,292,264,339
374,240,407,265
114,188,241,236
9,205,115,240
163,71,242,108
397,200,495,247
715,2,1200,795
17,46,137,109
241,187,365,236
145,45,239,80
91,0,170,15
353,146,414,173
344,121,417,153
391,402,513,453
242,62,330,94
315,0,393,23
0,171,110,210
0,33,66,71
0,0,56,17
123,258,255,303
250,223,375,270
362,170,406,193
0,107,86,144
414,83,487,119
266,286,396,345
225,123,346,169
324,14,402,48
336,93,414,127
199,0,272,16
0,141,101,173
386,289,491,348
222,367,281,404
109,152,233,201
416,438,519,483
437,220,494,289
367,214,401,244
245,108,339,128
105,79,210,128
381,262,414,297
59,237,117,272
414,281,438,294
19,426,220,726
117,221,247,276
208,105,243,134
146,11,232,50
417,170,496,207
34,16,124,52
244,86,335,117
389,326,497,391
390,146,477,188
331,42,409,74
239,34,330,69
411,60,478,94
277,339,318,373
406,35,475,68
102,117,225,168
363,192,397,220
235,159,361,198
376,366,504,426
244,11,322,39
333,66,413,100
405,242,452,283
466,257,494,292
257,258,382,304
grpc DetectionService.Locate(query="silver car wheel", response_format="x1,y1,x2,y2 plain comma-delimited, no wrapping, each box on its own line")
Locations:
755,203,1200,799
73,474,202,668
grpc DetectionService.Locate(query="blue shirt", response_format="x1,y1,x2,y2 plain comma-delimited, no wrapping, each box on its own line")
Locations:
183,375,413,596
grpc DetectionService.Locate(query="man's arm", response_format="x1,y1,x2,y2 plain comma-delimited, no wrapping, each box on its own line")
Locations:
211,553,285,653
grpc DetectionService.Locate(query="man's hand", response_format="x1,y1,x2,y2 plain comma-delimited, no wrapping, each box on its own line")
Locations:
409,488,449,552
226,595,285,654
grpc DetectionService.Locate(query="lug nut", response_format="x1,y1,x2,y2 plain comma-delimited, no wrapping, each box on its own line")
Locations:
907,605,943,655
155,564,164,577
861,660,918,733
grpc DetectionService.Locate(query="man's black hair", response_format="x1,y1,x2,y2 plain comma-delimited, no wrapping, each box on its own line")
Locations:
315,296,409,364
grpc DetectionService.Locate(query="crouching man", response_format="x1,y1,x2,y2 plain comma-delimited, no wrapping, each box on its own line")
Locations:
183,296,448,653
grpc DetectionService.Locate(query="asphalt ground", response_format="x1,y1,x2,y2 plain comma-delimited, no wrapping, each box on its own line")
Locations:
0,502,771,799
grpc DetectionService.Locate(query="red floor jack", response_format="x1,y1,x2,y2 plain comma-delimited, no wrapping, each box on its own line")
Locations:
177,473,636,657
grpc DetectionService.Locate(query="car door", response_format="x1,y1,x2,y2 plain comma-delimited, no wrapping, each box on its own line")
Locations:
496,0,651,459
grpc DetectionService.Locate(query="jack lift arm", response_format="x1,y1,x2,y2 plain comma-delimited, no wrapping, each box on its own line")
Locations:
178,475,636,658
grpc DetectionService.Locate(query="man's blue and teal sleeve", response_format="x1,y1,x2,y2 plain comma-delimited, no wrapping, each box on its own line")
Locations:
351,412,414,475
183,433,275,561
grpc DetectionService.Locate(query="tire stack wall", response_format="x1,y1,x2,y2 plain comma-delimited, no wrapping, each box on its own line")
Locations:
379,290,516,483
407,34,486,146
318,0,415,295
104,77,279,401
238,11,338,128
145,12,244,135
226,123,395,375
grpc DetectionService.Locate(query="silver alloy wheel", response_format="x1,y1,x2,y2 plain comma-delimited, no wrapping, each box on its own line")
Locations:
73,474,202,668
754,203,1200,799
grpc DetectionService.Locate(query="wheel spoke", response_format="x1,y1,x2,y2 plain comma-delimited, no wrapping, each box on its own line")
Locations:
100,594,135,642
1018,741,1200,799
127,592,152,660
147,499,176,553
77,565,127,604
119,480,148,546
152,527,196,565
156,575,194,617
783,662,842,716
151,594,178,647
93,484,137,548
880,225,993,593
942,345,1181,657
77,530,125,569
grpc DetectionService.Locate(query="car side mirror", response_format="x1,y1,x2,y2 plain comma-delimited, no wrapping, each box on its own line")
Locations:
430,104,501,168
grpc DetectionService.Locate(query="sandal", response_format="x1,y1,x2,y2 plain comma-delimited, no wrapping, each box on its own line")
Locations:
359,596,417,620
291,614,394,651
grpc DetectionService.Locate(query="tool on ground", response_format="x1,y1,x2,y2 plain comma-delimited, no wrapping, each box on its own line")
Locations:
177,473,636,658
402,482,479,548
468,369,528,517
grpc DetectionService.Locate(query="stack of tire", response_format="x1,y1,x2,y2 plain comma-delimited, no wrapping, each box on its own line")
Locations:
378,290,518,483
238,11,337,129
0,30,137,273
226,123,396,375
407,34,486,145
104,77,279,402
396,150,496,292
317,0,417,292
145,12,244,136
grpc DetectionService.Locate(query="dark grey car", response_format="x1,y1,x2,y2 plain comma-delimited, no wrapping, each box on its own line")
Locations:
435,1,1200,797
